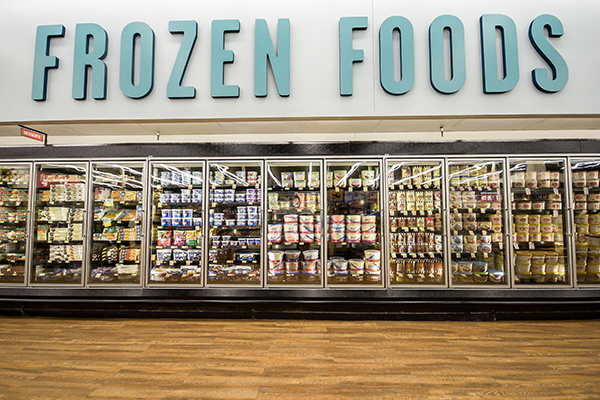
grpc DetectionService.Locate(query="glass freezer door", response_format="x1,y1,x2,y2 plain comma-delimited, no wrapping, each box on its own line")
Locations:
447,160,507,285
266,161,322,285
571,159,600,284
388,160,444,285
326,160,382,285
509,158,570,285
0,165,30,284
149,163,204,284
89,163,145,285
32,163,87,284
207,162,262,285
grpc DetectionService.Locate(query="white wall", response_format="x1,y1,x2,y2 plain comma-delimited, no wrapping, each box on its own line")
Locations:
1,0,599,124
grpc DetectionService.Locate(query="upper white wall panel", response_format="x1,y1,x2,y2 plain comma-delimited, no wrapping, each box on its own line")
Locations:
0,0,599,123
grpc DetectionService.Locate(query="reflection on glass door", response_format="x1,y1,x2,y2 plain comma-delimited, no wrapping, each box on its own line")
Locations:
32,163,87,284
510,159,569,285
0,165,30,284
571,159,600,284
326,160,382,285
89,163,144,284
149,163,204,284
207,162,262,285
448,160,507,285
387,160,444,285
266,161,322,285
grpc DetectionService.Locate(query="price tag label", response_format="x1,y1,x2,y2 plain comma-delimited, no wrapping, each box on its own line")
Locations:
483,253,488,259
348,187,353,192
529,242,535,250
471,253,476,259
525,188,531,195
335,187,339,192
480,208,486,214
514,242,520,250
553,210,559,217
232,184,236,190
584,187,589,195
389,185,395,190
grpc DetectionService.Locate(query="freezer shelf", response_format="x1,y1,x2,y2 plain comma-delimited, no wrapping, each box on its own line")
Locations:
32,164,87,284
388,161,444,285
150,163,203,284
208,162,262,285
571,159,600,284
448,160,507,285
510,159,569,285
326,161,382,285
0,165,30,284
266,161,322,285
89,163,144,285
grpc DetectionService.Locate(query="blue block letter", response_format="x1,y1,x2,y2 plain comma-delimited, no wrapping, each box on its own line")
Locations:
73,23,108,100
211,20,240,98
379,16,414,95
480,14,519,94
119,22,155,99
339,17,368,96
529,14,568,93
429,15,466,94
255,18,290,98
32,25,66,101
168,20,198,99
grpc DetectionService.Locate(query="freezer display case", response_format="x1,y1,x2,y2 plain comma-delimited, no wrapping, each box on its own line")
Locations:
448,160,507,285
149,163,204,284
326,160,382,285
510,159,569,285
0,165,30,284
571,159,600,284
32,163,87,284
266,161,322,285
207,162,262,285
89,163,144,284
387,160,444,285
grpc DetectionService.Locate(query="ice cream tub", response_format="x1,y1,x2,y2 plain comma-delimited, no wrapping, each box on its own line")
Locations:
365,261,381,274
529,224,541,233
472,261,488,273
362,215,377,224
515,263,531,275
300,233,314,243
364,250,381,262
268,250,285,262
587,263,600,274
478,221,492,231
516,233,529,242
590,215,600,224
465,235,477,244
459,262,473,274
284,214,299,224
332,259,348,274
330,215,345,224
528,215,541,225
517,201,532,210
285,261,300,275
362,232,377,243
303,249,319,262
541,233,554,242
362,224,376,233
269,261,284,275
348,259,364,274
464,243,477,253
346,223,361,233
346,231,361,243
531,263,546,275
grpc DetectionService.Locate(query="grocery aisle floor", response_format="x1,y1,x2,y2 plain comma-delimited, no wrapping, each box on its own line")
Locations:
0,317,599,399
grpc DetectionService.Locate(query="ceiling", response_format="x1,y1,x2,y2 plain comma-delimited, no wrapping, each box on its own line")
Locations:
0,115,598,145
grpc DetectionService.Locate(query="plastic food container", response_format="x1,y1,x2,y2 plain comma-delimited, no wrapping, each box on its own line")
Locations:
303,250,319,261
364,250,381,262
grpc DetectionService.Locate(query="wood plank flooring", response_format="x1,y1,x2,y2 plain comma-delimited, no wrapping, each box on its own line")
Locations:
0,317,599,399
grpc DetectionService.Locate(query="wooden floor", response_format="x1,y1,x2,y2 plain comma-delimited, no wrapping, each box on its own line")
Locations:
0,317,599,399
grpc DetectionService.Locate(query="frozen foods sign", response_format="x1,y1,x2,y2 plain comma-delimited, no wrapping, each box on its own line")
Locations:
0,0,598,122
31,14,567,101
